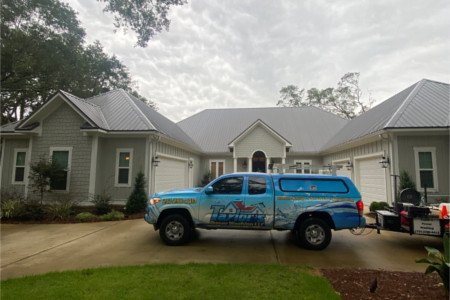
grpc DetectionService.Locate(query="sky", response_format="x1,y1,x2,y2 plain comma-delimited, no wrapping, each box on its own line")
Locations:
67,0,450,122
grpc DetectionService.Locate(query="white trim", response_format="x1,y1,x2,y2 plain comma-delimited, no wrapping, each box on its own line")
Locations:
12,148,28,185
209,159,226,178
49,146,73,192
24,138,32,197
115,148,133,187
145,136,150,190
0,139,5,187
414,147,438,192
188,157,194,187
293,159,313,174
331,157,351,164
156,152,188,161
88,135,99,195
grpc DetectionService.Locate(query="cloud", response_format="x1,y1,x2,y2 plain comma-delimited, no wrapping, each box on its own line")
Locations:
67,0,450,121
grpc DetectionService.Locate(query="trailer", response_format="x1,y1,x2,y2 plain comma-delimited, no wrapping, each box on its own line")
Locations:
366,188,449,237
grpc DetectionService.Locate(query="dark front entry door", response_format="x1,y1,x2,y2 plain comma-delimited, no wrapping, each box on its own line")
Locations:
252,151,266,173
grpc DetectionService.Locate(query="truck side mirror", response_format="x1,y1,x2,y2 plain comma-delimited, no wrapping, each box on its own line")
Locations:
204,186,213,194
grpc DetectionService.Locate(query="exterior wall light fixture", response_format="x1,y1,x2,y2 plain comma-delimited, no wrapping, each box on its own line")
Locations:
152,156,160,167
379,156,390,168
346,161,353,170
188,160,194,168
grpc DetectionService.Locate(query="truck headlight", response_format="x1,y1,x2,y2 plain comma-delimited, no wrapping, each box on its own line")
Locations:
149,197,161,205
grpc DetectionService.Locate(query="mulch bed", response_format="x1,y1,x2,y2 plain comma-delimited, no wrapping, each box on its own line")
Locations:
321,268,448,300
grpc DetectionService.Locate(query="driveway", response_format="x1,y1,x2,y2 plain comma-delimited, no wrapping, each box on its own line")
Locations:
0,219,443,280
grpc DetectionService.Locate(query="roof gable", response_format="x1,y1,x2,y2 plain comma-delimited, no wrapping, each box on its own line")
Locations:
228,119,292,147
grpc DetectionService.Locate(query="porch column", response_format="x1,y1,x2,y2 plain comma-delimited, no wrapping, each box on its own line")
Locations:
281,157,286,173
233,158,237,172
248,157,252,172
88,135,98,198
266,157,271,174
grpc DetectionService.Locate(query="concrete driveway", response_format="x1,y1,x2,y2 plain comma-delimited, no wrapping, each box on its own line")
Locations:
0,219,443,280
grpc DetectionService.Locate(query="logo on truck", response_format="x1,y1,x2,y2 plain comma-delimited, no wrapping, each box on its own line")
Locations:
210,201,265,226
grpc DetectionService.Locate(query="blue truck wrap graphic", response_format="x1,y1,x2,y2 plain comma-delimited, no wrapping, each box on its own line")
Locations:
145,173,366,250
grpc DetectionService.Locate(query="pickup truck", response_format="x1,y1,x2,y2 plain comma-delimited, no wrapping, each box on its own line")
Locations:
145,173,366,250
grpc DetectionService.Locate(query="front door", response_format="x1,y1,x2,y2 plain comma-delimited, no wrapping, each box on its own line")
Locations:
252,151,266,173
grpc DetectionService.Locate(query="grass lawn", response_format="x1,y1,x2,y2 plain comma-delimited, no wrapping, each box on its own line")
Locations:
1,263,339,299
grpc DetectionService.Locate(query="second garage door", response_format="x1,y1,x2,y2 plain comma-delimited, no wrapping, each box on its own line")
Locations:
356,156,387,206
155,157,188,193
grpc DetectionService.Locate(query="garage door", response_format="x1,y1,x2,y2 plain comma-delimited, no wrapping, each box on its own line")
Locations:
155,157,188,192
357,157,387,205
335,164,352,179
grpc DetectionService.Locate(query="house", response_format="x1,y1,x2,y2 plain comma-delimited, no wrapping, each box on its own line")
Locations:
1,79,448,206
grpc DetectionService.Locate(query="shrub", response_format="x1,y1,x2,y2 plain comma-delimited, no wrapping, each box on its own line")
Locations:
125,172,147,214
46,198,76,220
399,170,416,190
369,201,390,212
75,212,98,222
0,189,25,219
416,233,449,293
28,156,61,204
201,172,212,187
99,210,125,221
92,194,112,215
14,199,46,221
1,199,17,219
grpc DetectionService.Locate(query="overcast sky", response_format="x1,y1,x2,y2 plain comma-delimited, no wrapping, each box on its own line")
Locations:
67,0,449,122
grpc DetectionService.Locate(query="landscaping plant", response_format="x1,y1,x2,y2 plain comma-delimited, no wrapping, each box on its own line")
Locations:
399,170,416,190
99,210,125,221
416,233,450,293
28,156,61,204
46,198,76,220
369,201,389,212
92,193,112,215
75,212,98,222
125,172,147,214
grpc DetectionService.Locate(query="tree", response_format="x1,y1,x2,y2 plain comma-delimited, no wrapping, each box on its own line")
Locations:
125,172,147,214
1,0,156,124
99,0,187,47
28,156,61,204
276,73,374,119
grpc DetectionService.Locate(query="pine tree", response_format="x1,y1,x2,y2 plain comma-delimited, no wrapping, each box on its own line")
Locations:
399,170,416,190
126,172,147,214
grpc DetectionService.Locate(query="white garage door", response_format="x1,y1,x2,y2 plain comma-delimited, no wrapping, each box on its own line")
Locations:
155,157,188,193
357,157,387,205
335,165,352,179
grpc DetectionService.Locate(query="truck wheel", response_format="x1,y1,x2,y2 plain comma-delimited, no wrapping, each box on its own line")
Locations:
297,218,332,250
159,214,191,246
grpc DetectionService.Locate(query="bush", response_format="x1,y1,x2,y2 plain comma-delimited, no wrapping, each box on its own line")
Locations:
1,199,17,219
399,170,416,190
369,201,390,212
14,199,46,221
201,172,212,187
75,212,98,222
46,198,76,220
125,172,147,214
0,189,25,219
92,194,112,215
99,210,124,221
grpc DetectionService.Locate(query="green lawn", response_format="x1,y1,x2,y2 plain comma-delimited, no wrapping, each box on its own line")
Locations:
1,264,339,300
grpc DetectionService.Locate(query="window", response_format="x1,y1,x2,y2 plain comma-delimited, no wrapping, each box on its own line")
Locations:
210,160,225,179
116,149,133,186
248,176,267,195
414,147,438,191
211,176,243,194
12,149,27,184
279,178,349,193
294,160,312,174
50,147,72,191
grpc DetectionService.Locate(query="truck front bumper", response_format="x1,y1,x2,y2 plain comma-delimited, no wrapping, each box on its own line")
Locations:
144,205,159,225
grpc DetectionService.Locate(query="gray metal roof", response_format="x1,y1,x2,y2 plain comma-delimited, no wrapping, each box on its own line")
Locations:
178,106,348,153
0,121,20,133
322,79,450,150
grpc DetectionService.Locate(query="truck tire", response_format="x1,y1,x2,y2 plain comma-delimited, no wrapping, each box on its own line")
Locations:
159,214,191,246
296,218,332,250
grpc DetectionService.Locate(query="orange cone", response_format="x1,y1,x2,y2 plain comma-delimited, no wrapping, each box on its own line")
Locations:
442,204,448,219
